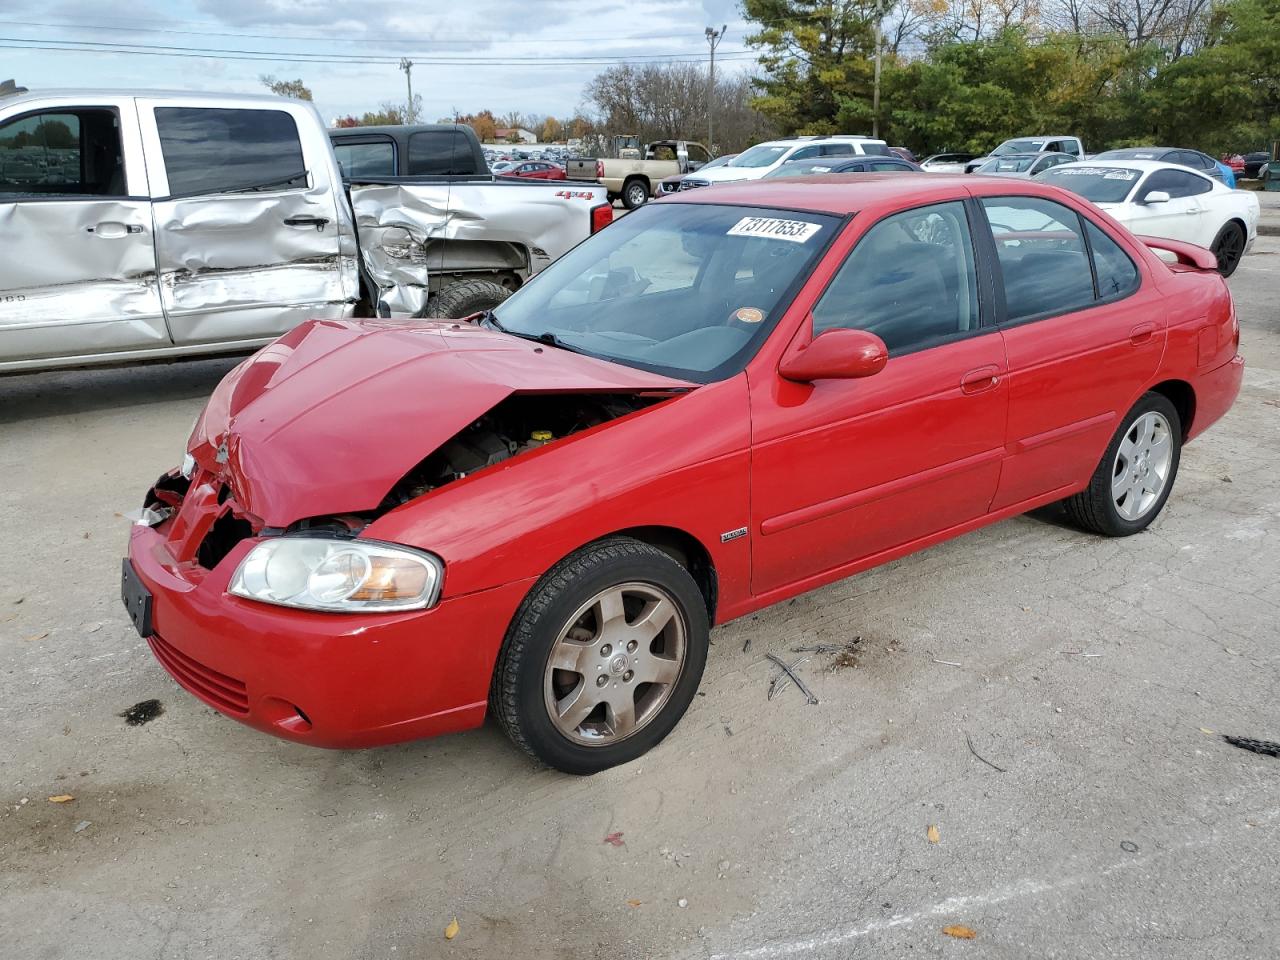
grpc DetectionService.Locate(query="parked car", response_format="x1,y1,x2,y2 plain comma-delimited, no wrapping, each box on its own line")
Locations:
566,138,712,209
1243,151,1270,179
888,146,917,162
761,156,921,178
966,136,1085,173
680,136,892,189
125,174,1242,773
657,153,737,195
1039,159,1259,276
1091,147,1236,188
0,91,612,373
501,161,566,181
920,152,978,173
973,152,1079,178
490,160,517,174
1221,153,1246,175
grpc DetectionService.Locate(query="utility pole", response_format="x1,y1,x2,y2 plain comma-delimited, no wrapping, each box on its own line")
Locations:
704,24,726,153
399,58,415,123
872,2,883,139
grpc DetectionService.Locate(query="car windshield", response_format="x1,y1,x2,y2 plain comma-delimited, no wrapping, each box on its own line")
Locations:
1039,165,1141,202
1094,149,1160,160
762,161,837,179
491,203,840,383
981,155,1037,173
992,139,1047,156
728,144,790,168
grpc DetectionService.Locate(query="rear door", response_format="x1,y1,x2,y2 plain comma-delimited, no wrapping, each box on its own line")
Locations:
0,97,165,366
138,98,355,346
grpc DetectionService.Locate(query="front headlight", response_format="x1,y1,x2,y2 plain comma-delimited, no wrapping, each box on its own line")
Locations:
229,538,443,612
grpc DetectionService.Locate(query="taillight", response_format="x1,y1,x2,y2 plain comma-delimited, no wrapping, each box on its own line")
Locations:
596,159,604,179
590,203,613,234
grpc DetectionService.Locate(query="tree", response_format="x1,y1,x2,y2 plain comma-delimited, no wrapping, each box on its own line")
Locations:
260,75,313,101
540,116,564,142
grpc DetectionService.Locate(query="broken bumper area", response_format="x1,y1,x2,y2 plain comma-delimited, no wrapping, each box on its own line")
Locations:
125,522,532,749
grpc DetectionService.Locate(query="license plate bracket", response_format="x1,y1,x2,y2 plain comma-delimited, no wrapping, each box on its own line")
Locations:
120,558,154,638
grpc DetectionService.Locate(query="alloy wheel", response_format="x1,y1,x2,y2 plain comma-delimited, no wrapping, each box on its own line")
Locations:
1111,411,1173,521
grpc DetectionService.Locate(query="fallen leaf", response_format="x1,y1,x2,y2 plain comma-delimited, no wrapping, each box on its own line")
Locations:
47,795,74,804
24,633,48,642
444,917,459,940
627,899,642,907
942,924,977,939
927,824,940,844
603,831,625,847
1200,727,1216,735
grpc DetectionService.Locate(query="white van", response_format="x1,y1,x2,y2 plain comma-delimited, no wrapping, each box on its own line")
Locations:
679,136,891,188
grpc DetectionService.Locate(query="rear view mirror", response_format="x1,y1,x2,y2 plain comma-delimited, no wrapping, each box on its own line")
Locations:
779,328,888,383
1142,191,1171,204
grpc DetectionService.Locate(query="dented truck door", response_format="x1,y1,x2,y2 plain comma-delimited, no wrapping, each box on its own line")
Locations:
0,95,167,368
137,97,357,345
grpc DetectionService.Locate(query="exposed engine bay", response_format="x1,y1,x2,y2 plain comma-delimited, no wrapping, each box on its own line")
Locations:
381,391,670,509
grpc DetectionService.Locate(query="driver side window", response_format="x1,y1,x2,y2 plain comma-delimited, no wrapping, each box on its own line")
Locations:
811,201,980,355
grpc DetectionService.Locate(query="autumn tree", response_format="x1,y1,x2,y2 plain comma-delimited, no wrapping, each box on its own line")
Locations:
260,76,313,100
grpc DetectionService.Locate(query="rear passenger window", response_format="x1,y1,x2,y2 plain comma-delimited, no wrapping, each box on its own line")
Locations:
0,109,124,197
981,197,1095,322
1137,169,1211,200
332,140,395,178
820,143,853,157
812,200,980,354
1085,221,1139,299
860,143,892,156
156,107,305,196
407,130,475,175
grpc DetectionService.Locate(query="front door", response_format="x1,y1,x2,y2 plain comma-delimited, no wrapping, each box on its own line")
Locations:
750,200,1008,596
0,100,166,366
138,99,356,346
1129,168,1212,244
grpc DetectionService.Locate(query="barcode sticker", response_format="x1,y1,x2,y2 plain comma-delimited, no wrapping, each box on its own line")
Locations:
726,216,822,243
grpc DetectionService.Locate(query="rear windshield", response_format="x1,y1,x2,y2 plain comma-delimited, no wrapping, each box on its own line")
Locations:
492,203,840,383
408,129,478,176
729,144,790,168
993,139,1047,156
1039,165,1141,202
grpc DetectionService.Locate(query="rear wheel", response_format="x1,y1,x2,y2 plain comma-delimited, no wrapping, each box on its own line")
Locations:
1211,222,1246,277
490,537,709,775
1063,392,1181,537
622,178,650,210
419,278,512,319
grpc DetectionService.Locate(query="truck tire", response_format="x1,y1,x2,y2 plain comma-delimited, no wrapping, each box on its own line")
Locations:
419,279,512,319
622,178,650,210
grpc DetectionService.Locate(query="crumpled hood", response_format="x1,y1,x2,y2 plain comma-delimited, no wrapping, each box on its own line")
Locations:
191,318,692,527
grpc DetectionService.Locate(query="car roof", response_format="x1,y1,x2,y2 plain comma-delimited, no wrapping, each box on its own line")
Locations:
1,87,293,106
1059,158,1208,173
752,135,888,148
661,173,987,215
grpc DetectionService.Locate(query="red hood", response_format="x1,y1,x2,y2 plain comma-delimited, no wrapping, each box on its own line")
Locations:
190,318,692,527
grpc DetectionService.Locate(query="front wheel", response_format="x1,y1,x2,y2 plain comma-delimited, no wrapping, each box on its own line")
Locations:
622,178,650,210
418,278,512,319
490,538,709,775
1211,222,1246,277
1063,392,1182,537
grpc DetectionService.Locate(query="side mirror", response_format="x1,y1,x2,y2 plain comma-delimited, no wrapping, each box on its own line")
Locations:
779,328,888,383
1142,190,1170,204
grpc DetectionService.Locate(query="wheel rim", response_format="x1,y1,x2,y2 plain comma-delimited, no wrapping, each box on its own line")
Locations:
1112,411,1173,521
1215,226,1244,273
543,582,686,746
627,184,647,205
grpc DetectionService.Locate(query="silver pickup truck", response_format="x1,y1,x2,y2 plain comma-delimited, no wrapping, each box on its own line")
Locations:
0,88,611,374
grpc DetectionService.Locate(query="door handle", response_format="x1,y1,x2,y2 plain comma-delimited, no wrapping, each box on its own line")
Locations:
1129,322,1156,345
961,365,1001,394
283,215,330,230
87,222,144,238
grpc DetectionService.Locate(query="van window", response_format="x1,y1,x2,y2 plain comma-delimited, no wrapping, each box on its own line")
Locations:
333,140,395,178
155,107,306,196
859,142,892,156
407,129,477,175
0,109,124,197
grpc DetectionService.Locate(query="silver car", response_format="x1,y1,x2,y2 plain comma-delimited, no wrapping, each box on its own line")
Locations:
973,152,1079,178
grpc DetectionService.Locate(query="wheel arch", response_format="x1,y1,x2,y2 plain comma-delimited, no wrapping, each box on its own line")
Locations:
1149,379,1196,439
622,174,651,194
581,525,718,625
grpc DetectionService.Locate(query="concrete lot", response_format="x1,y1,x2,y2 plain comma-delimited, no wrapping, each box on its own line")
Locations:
2,241,1278,960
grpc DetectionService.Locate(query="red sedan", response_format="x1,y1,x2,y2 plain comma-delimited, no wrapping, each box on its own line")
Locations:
500,160,566,181
124,175,1243,774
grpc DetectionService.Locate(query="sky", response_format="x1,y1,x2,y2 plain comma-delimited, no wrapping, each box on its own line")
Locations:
1,0,758,124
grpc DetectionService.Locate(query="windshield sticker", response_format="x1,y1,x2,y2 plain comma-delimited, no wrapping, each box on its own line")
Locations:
809,165,832,173
1104,170,1139,180
734,307,765,323
727,216,822,243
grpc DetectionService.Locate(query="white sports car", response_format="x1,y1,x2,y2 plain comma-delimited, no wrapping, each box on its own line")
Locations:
1038,158,1259,276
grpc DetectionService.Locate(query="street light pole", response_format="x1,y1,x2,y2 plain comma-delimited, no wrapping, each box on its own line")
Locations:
704,24,726,153
399,58,415,123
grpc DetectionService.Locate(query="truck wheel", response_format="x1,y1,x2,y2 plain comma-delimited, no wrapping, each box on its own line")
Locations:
489,537,709,775
622,178,650,210
419,279,512,319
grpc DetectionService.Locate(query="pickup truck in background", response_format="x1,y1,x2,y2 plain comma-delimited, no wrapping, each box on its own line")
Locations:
0,90,610,374
964,135,1086,173
566,136,712,209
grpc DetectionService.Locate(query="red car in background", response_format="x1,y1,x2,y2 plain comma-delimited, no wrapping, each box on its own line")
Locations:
1221,153,1246,175
500,160,566,180
125,175,1243,774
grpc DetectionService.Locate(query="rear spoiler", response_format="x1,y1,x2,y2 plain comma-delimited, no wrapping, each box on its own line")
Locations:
1135,235,1219,271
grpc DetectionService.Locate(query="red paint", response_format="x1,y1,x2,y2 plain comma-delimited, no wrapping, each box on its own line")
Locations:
131,174,1243,750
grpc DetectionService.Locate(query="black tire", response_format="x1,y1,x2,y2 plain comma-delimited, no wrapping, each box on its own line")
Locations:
418,278,512,319
622,178,650,210
1063,392,1182,537
1211,221,1246,278
490,537,710,775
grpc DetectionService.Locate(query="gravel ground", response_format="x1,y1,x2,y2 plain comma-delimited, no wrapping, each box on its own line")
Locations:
1,239,1277,960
